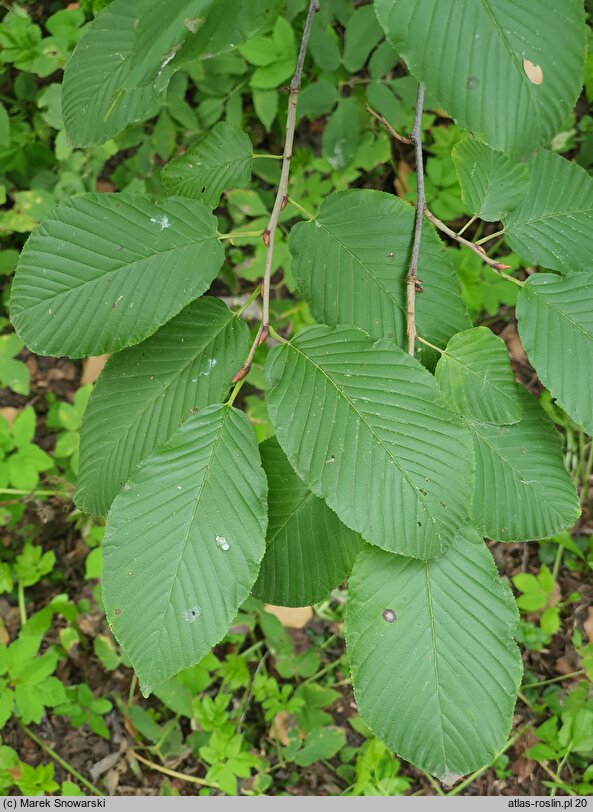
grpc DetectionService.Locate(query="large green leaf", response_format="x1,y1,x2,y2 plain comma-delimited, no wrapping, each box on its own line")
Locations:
516,273,593,436
504,151,593,274
375,0,586,158
266,325,473,560
61,0,188,146
62,0,283,146
177,0,284,62
289,191,470,355
103,404,267,694
161,122,253,207
342,5,383,73
467,391,580,541
345,533,522,780
252,437,362,607
10,194,223,358
452,138,529,221
435,327,522,424
76,297,248,517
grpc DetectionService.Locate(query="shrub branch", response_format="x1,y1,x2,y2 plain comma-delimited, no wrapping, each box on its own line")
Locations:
424,208,524,287
406,83,426,356
232,0,320,383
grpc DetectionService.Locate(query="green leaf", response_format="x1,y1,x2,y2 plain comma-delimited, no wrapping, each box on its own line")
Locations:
322,98,361,170
452,138,529,221
252,437,362,606
369,41,399,80
298,79,338,120
177,0,284,64
0,692,13,730
294,727,346,767
12,407,35,448
76,297,248,516
308,19,341,72
266,325,473,559
346,536,522,780
504,151,593,275
289,190,470,352
375,0,586,158
10,194,223,358
239,36,279,67
342,5,383,73
103,404,267,693
516,272,593,436
0,357,29,396
435,327,522,424
0,102,9,148
62,0,283,146
253,89,279,131
161,122,253,207
62,0,171,147
467,390,580,541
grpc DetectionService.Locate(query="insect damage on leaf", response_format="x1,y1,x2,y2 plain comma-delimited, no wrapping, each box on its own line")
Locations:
522,59,543,85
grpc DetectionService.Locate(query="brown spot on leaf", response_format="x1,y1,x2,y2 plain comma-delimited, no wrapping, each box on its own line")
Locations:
382,609,397,623
523,59,543,85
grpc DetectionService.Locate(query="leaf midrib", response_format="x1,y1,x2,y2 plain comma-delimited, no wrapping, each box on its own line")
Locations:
145,404,230,689
439,344,519,415
308,217,407,321
466,417,569,523
285,339,442,544
479,0,539,128
267,489,315,549
528,283,593,343
424,562,448,774
168,155,252,180
15,229,218,314
508,206,593,230
94,311,237,491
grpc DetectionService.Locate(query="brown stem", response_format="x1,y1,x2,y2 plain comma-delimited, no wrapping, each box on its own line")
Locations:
231,0,319,383
129,750,218,790
365,104,412,144
424,208,524,287
406,84,426,356
18,722,102,796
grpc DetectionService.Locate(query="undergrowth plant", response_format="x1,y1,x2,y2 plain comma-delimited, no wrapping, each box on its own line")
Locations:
8,0,592,783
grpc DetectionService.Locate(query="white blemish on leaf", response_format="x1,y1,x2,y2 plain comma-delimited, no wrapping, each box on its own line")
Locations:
150,215,172,230
200,358,218,376
183,606,201,623
216,535,230,551
184,16,205,33
159,49,178,73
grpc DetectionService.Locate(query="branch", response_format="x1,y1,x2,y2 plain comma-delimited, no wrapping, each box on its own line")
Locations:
424,208,524,287
406,84,426,356
365,104,412,145
232,0,319,383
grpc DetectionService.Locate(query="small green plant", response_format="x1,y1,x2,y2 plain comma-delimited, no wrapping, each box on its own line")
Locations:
0,329,29,395
46,384,92,479
0,408,53,492
7,0,593,786
0,609,67,729
527,683,593,794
